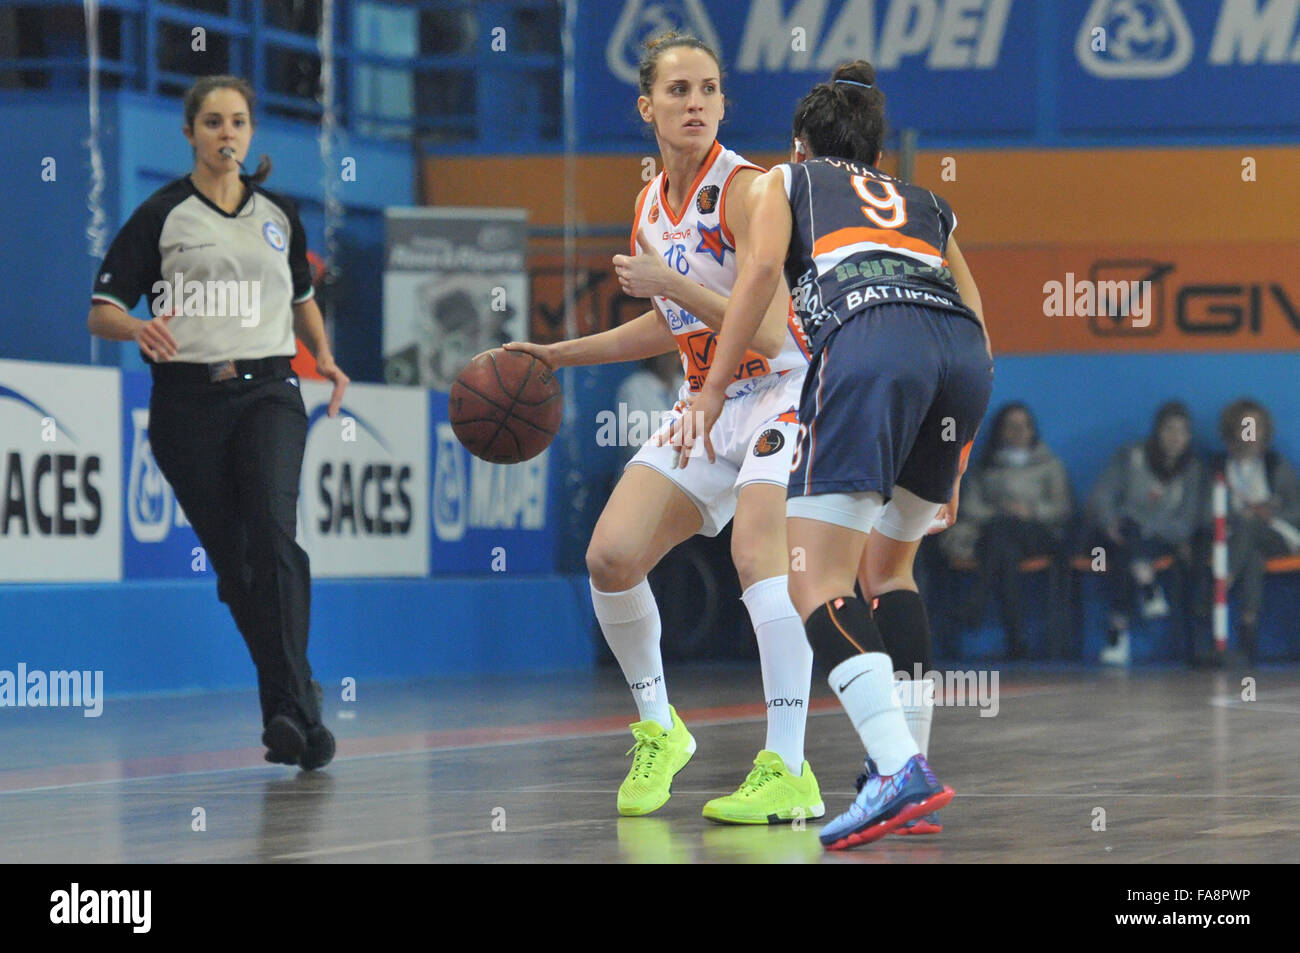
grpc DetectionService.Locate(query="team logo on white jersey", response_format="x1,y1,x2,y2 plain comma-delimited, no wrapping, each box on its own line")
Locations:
1076,0,1193,78
606,0,722,85
696,184,719,214
262,221,287,251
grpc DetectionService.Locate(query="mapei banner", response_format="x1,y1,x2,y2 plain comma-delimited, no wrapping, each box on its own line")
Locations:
0,359,121,582
576,1,1300,146
1063,0,1300,134
122,370,200,577
578,0,1035,145
431,394,556,574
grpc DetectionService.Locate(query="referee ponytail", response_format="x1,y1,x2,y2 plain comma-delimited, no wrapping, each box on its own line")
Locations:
183,75,273,184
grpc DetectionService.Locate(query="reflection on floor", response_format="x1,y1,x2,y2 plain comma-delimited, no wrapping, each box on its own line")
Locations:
2,664,1297,863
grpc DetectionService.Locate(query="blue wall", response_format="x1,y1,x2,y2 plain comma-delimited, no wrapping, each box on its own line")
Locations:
1,93,113,366
0,576,596,697
985,351,1300,502
0,90,409,381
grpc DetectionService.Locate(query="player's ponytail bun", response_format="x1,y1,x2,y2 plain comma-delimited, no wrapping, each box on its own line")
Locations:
831,60,878,91
792,61,887,166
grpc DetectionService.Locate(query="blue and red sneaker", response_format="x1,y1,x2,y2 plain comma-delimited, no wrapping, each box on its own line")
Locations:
896,812,943,835
819,754,954,850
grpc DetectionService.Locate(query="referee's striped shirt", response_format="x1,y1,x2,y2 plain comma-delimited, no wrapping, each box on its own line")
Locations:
92,176,314,364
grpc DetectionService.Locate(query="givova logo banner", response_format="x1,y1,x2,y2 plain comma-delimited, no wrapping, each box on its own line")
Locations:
0,360,121,582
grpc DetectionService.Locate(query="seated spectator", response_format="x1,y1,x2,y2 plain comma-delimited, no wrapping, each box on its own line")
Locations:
943,403,1071,657
1208,398,1300,659
1087,402,1204,665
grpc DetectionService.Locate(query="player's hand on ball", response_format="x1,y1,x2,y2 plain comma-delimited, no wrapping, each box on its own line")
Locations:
316,353,349,418
502,340,561,367
134,313,178,362
661,387,722,469
613,228,674,299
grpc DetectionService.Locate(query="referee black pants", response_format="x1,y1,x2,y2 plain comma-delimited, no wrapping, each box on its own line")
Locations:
148,370,321,729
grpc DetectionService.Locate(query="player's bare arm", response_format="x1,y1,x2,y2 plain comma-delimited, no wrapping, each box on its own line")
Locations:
947,237,992,360
700,168,791,400
666,167,791,465
505,309,675,368
727,166,795,359
613,170,787,358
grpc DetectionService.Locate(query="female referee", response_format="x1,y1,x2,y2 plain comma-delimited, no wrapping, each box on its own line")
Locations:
507,33,823,824
670,60,994,848
87,76,349,771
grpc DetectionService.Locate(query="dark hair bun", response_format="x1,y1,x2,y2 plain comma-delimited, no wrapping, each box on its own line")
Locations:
831,60,876,88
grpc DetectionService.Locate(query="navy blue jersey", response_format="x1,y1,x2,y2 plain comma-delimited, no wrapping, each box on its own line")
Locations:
778,158,978,353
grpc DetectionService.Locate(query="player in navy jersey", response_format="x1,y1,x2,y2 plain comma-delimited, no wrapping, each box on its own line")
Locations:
507,33,823,824
669,60,994,848
87,76,348,771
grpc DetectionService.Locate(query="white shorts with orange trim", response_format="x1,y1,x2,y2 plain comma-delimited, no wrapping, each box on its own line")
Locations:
626,370,804,537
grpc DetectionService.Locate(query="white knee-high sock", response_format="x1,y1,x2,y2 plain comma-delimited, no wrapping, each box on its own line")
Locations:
828,652,919,776
898,678,935,756
742,576,813,776
591,579,671,728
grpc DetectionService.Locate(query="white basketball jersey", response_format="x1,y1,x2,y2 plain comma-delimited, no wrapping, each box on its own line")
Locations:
632,141,811,401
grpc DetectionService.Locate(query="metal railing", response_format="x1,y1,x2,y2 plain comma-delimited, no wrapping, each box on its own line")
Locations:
0,0,564,145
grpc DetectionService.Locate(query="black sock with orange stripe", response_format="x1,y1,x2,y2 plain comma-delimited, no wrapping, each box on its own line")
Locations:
872,589,933,674
805,595,885,676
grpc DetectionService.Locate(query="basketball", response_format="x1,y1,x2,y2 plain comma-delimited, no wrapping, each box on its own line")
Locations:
448,348,563,463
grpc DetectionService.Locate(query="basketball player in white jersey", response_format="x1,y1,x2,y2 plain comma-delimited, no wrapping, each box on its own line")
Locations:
507,32,821,824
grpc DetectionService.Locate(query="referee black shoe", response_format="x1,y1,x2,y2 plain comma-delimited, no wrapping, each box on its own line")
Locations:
263,712,307,766
301,723,336,771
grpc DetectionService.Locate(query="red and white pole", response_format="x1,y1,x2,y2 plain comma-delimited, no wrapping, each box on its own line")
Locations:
1212,472,1229,653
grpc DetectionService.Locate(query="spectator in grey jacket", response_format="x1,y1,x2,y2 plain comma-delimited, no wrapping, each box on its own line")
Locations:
1088,401,1204,665
1207,398,1300,658
946,403,1072,656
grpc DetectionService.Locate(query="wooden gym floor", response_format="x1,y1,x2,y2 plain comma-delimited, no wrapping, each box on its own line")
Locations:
1,664,1297,863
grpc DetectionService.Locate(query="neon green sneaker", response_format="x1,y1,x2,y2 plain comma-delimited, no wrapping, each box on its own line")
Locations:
617,706,696,816
702,750,825,825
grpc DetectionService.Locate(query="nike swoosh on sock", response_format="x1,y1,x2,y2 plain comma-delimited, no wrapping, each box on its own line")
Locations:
837,670,871,692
